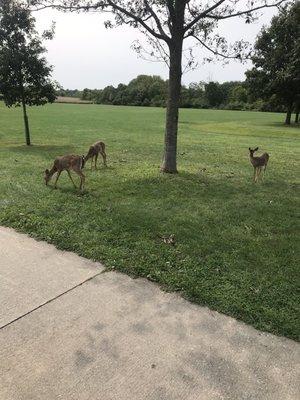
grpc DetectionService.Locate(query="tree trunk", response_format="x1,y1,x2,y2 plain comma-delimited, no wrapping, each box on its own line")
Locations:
285,102,293,125
161,39,183,173
21,99,31,145
295,104,299,123
19,75,31,145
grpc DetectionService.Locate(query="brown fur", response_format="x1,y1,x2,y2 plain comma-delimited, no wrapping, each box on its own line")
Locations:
44,155,85,190
85,141,107,169
249,147,269,183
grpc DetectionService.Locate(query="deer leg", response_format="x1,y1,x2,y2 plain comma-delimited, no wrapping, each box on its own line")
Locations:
95,153,98,170
80,172,85,191
255,168,259,183
258,167,263,182
67,170,77,188
91,157,94,170
74,170,85,191
101,150,107,166
253,168,256,182
54,171,62,189
262,164,267,181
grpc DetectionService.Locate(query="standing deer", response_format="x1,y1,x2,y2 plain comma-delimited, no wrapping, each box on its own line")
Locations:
249,147,269,182
44,155,85,190
85,141,107,169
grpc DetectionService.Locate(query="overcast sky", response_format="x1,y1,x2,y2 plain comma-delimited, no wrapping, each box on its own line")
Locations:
34,8,276,90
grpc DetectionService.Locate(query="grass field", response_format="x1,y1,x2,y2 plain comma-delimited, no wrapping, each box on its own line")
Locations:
0,102,299,340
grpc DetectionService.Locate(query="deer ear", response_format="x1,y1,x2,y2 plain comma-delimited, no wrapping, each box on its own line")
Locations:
45,169,49,174
249,147,251,151
254,147,259,151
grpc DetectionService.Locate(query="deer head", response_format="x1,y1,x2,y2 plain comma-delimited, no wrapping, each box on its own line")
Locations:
44,169,51,185
249,147,259,157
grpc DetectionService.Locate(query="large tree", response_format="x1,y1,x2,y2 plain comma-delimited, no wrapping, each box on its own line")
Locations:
246,1,300,125
32,0,288,171
0,0,56,145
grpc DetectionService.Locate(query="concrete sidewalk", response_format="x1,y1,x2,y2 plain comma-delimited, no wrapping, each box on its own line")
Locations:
0,227,299,400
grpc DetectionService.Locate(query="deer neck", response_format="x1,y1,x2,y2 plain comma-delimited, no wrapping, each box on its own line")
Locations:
49,165,57,177
250,154,256,166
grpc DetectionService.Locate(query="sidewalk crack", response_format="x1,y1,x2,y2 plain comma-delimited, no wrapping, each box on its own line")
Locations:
0,269,106,330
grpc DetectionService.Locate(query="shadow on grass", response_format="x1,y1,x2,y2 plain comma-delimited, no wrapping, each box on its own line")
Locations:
265,122,300,129
45,176,102,198
179,121,201,125
85,165,115,173
31,167,298,229
110,170,291,201
5,144,76,156
45,184,82,194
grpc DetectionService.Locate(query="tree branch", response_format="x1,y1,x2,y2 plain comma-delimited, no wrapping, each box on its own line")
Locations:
184,0,287,31
144,0,169,39
31,0,170,42
192,34,250,61
184,0,227,32
205,0,287,21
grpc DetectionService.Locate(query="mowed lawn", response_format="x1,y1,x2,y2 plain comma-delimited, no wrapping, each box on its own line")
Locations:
0,102,299,340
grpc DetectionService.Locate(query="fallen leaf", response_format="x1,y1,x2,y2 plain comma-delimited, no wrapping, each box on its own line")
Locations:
160,234,176,246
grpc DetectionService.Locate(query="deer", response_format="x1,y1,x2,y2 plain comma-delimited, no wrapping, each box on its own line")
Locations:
249,147,269,183
85,141,107,169
44,155,85,190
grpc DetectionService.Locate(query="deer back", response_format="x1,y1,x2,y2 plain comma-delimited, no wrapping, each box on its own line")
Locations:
250,153,269,168
86,141,105,160
54,155,84,171
93,141,105,153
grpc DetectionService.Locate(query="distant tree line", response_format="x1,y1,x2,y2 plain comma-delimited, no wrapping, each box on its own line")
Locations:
56,74,292,114
56,87,83,99
55,3,299,126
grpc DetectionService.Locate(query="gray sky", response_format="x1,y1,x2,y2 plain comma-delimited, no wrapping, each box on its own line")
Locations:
35,8,276,90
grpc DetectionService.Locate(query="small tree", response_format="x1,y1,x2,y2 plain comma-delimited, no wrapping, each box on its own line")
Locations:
246,2,300,125
0,0,56,145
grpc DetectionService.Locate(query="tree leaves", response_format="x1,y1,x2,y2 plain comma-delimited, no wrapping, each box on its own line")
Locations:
0,0,56,108
246,2,300,108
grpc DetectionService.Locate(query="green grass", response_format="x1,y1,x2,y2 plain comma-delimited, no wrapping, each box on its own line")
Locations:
0,102,299,340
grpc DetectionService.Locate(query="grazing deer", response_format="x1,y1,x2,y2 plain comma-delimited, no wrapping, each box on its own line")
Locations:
249,147,269,182
85,141,107,169
44,155,85,190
